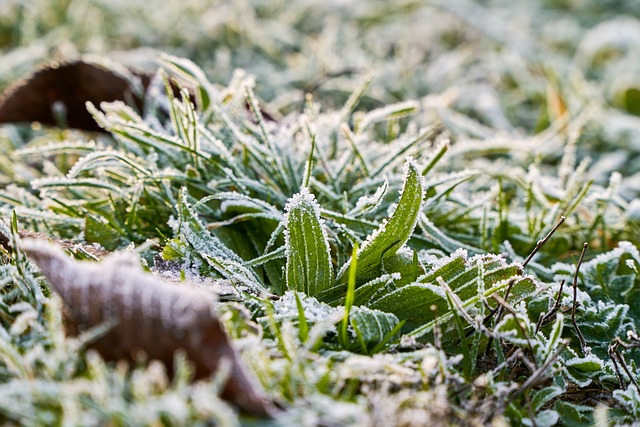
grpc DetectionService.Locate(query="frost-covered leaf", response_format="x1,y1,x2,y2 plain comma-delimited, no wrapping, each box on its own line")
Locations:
531,410,559,427
202,254,266,294
335,158,425,285
554,401,595,427
371,252,533,333
160,53,216,111
532,386,565,412
575,242,640,322
0,60,150,132
20,240,272,415
174,187,242,263
348,306,402,354
564,354,604,388
355,100,419,133
284,188,333,296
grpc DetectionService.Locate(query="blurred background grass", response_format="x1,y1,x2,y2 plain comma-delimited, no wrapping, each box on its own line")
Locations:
2,0,640,189
1,1,640,250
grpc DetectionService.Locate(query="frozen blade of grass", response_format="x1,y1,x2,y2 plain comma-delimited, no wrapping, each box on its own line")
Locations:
203,255,266,294
335,158,425,285
370,123,440,178
175,187,242,263
212,192,282,216
198,125,245,178
15,140,98,157
341,124,370,177
159,53,216,111
246,246,286,267
418,213,482,255
87,102,211,164
421,137,448,177
338,73,375,123
354,100,419,133
31,177,122,193
301,127,316,189
348,180,388,217
245,85,299,194
161,71,202,171
284,188,333,296
66,150,151,178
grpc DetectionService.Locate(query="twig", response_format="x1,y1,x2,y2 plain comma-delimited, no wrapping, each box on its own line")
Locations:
535,279,566,334
438,276,476,326
609,342,626,390
609,336,640,393
491,293,538,369
484,278,516,357
482,277,517,326
508,341,567,402
522,216,565,268
571,242,589,355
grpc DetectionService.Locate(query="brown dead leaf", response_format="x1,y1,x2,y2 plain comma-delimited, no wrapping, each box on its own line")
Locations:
0,60,187,132
20,239,274,416
0,59,275,132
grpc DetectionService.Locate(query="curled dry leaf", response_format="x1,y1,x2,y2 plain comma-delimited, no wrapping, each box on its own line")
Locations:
0,60,185,132
0,58,275,132
20,239,273,416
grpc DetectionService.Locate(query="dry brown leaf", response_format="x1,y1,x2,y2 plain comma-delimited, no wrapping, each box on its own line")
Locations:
0,60,186,132
0,59,275,132
20,239,274,416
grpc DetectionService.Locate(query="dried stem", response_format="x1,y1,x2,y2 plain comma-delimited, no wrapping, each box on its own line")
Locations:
491,293,538,369
571,242,589,355
535,280,566,334
522,216,566,268
609,337,640,393
508,341,567,402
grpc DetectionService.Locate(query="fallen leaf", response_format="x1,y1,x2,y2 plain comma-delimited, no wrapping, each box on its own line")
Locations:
20,239,274,416
0,60,188,132
0,59,275,132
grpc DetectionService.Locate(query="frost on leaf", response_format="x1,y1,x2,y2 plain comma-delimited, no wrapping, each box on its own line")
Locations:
284,188,333,296
336,158,425,285
21,240,273,416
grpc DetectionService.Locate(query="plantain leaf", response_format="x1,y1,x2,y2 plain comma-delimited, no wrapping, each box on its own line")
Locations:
315,273,399,307
371,251,534,333
349,306,402,354
335,158,425,285
284,188,333,296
